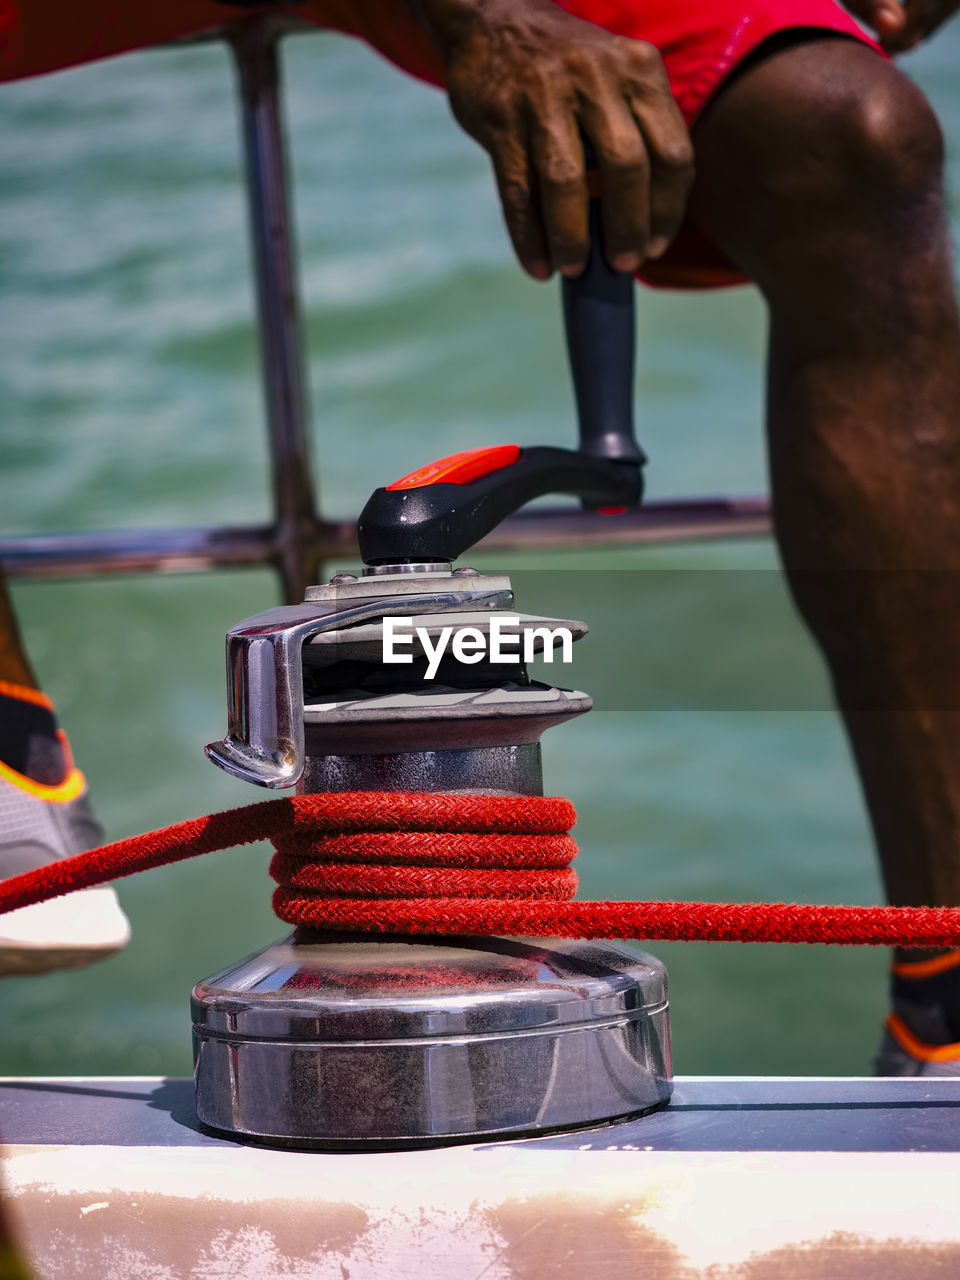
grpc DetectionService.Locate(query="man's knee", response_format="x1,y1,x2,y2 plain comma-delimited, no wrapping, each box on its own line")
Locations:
768,51,942,215
692,40,945,254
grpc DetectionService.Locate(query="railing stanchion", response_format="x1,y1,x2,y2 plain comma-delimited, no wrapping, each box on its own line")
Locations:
230,18,322,602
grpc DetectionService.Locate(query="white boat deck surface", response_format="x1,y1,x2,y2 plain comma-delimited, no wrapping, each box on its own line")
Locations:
2,1075,959,1278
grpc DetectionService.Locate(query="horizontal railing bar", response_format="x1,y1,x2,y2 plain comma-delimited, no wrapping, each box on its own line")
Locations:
483,497,772,551
0,525,279,579
0,497,771,581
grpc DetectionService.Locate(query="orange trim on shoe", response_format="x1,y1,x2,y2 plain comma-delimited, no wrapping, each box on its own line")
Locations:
0,731,85,804
885,1013,960,1063
0,679,54,711
891,950,960,980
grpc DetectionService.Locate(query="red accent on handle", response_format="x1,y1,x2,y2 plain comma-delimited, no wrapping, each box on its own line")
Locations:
386,444,520,491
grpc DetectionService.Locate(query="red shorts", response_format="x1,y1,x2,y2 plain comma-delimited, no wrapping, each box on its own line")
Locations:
0,1,878,288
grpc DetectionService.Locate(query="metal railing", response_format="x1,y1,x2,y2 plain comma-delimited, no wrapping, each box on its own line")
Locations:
0,16,772,604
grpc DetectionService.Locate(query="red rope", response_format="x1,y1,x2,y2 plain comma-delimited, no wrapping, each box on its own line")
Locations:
2,791,960,947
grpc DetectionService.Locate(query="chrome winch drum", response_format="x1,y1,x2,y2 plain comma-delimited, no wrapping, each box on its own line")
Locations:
196,566,672,1147
192,933,670,1147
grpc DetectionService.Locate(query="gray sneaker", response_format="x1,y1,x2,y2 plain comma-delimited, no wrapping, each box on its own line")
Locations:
874,1020,960,1078
0,766,130,976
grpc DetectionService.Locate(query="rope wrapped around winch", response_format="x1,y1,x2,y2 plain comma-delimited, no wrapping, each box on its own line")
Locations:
2,791,960,946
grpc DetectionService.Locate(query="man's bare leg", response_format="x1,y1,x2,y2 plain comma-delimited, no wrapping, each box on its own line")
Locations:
0,568,38,690
688,37,960,1064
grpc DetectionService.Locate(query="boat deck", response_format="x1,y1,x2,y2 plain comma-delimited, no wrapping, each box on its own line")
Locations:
3,1076,960,1277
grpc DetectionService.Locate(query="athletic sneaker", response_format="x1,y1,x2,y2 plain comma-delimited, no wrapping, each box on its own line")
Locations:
874,1019,960,1077
874,951,960,1077
0,751,130,976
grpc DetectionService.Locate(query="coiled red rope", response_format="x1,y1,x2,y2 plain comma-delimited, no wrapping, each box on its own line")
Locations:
2,791,960,947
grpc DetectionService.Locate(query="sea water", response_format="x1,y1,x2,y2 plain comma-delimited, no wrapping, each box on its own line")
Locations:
0,24,958,1077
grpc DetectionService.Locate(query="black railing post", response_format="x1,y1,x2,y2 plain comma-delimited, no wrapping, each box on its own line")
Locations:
229,17,323,602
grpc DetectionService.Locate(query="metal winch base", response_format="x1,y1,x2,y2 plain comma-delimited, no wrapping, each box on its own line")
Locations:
192,932,671,1148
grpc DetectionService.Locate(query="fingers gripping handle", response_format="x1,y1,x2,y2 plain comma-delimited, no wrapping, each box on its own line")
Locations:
561,181,645,465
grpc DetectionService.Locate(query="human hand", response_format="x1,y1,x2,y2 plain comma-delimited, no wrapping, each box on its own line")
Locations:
412,0,694,279
843,0,959,52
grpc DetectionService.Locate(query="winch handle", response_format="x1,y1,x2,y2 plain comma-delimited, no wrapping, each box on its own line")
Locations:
561,158,646,465
357,443,643,565
357,157,648,566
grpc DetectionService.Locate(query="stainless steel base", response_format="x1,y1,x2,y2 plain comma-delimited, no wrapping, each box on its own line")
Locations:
192,933,671,1148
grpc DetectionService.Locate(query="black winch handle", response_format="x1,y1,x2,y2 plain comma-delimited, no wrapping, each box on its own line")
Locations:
358,443,643,565
357,160,646,566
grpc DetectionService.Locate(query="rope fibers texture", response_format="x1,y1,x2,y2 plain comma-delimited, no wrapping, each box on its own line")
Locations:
2,791,960,947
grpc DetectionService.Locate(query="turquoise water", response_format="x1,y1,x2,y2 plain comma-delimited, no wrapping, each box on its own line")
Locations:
1,25,958,1079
